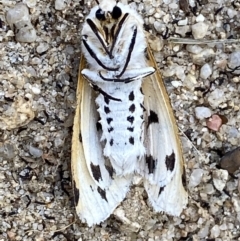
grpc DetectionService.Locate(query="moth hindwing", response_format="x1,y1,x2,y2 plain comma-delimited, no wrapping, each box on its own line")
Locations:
71,0,188,226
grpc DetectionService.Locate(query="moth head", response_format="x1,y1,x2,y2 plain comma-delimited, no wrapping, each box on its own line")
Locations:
95,0,122,22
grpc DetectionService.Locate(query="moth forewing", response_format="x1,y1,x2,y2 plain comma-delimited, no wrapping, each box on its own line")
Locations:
72,56,132,226
141,48,187,215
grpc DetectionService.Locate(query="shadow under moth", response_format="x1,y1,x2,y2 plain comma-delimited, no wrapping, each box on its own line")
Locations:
72,0,188,226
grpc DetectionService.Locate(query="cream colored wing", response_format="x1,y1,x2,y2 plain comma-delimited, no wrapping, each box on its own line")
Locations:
139,48,188,215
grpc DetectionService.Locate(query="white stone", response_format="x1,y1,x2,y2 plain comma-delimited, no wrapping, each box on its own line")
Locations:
171,81,182,88
192,22,208,39
23,0,37,8
29,145,43,157
200,63,212,79
6,3,30,26
189,169,204,187
195,107,212,120
228,51,240,74
15,22,37,43
178,18,188,26
31,86,41,95
36,43,49,54
210,225,220,238
212,169,228,191
207,89,226,108
196,14,205,22
186,45,203,54
55,0,67,10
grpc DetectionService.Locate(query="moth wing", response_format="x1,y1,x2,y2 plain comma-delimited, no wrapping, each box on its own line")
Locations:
140,47,187,215
71,56,132,226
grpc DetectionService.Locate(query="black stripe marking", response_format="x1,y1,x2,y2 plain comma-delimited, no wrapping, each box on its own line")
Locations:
147,110,159,127
82,36,118,71
73,181,80,205
99,71,137,83
90,83,121,102
127,116,134,124
104,96,110,104
146,155,156,174
110,13,129,55
107,118,113,124
127,127,134,132
117,26,137,77
129,104,135,113
129,137,134,145
158,186,165,196
90,163,102,181
105,165,114,178
165,151,175,171
86,18,111,57
104,106,111,114
97,186,108,202
128,91,134,101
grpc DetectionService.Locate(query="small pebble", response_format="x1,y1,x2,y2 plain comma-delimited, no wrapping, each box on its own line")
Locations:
207,89,226,109
196,14,205,22
206,114,222,131
55,0,67,10
228,51,240,74
189,169,204,187
195,107,212,120
192,22,209,39
29,145,43,158
212,169,228,191
200,63,212,79
220,147,240,173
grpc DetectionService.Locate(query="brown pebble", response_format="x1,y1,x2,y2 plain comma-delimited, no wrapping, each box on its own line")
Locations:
220,147,240,173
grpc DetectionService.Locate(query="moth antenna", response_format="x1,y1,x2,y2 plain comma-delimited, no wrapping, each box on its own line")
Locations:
95,0,99,4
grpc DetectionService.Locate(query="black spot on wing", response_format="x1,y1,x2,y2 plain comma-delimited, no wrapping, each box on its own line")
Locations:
104,106,111,114
110,138,114,146
108,127,114,132
105,164,114,179
97,186,108,202
127,116,134,124
129,104,135,113
129,137,134,145
104,96,110,104
146,155,156,174
107,117,113,124
128,91,134,101
90,163,102,182
96,121,102,131
165,151,175,171
147,110,159,127
127,127,134,132
158,186,165,196
73,181,79,205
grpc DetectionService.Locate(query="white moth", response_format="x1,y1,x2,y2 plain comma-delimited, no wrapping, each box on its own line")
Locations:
72,0,188,226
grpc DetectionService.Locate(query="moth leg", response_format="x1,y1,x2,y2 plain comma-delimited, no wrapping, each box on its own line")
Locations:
99,67,155,83
116,25,137,77
86,18,112,57
81,70,121,101
109,13,129,56
82,35,119,71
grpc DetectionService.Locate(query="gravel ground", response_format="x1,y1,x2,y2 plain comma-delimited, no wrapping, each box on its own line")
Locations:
1,0,240,240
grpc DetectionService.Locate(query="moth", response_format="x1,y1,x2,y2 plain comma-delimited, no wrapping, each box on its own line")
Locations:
72,0,187,226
